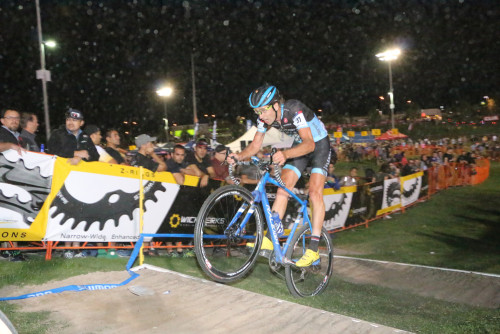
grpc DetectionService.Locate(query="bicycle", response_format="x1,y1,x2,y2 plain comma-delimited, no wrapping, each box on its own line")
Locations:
194,152,333,297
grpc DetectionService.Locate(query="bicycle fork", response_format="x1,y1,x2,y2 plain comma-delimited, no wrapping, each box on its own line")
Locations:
225,201,256,241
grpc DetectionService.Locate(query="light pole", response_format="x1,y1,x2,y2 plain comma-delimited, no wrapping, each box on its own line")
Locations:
376,48,401,130
156,86,173,142
35,0,56,139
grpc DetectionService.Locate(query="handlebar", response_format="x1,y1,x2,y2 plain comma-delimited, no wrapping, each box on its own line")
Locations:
227,148,286,188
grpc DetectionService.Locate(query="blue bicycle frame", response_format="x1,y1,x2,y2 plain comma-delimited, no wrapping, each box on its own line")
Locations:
225,166,313,265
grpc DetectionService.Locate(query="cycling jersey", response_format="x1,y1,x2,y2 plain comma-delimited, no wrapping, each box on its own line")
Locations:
256,99,328,144
256,99,330,177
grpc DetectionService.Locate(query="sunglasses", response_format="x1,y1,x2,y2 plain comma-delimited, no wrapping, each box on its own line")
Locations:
254,104,273,115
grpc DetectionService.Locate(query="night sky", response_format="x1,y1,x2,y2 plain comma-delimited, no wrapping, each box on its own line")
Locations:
1,0,498,141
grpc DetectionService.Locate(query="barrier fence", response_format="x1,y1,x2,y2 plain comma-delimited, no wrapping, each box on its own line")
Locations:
0,149,490,260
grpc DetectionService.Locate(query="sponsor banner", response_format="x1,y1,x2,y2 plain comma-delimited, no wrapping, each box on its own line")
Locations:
400,172,423,207
323,186,355,231
45,159,179,242
376,178,401,216
0,150,55,241
156,179,222,235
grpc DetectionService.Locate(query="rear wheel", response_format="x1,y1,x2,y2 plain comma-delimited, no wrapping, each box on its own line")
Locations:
194,186,264,283
284,225,334,297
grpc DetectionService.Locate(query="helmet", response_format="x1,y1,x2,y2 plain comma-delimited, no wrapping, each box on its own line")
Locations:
248,85,280,108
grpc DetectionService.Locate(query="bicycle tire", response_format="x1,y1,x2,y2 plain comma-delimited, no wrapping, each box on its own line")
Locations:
194,185,264,283
0,309,18,334
284,225,334,297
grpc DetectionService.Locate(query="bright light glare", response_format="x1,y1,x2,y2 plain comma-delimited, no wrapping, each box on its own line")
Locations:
376,48,401,61
156,86,173,97
44,40,57,48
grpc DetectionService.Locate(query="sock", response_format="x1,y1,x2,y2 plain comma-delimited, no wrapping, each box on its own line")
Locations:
309,235,321,252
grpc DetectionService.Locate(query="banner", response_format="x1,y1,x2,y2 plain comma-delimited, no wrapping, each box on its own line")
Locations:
0,150,180,242
323,186,355,231
0,148,437,243
400,172,423,207
0,150,54,240
377,178,402,216
45,159,179,242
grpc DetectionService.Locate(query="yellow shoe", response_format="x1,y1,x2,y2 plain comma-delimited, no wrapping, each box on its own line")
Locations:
246,236,273,251
295,249,320,267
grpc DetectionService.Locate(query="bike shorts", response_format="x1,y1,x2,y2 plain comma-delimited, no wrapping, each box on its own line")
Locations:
283,136,331,178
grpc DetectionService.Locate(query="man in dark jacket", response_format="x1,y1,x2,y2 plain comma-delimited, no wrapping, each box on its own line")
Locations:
0,109,23,154
47,108,99,164
19,112,40,152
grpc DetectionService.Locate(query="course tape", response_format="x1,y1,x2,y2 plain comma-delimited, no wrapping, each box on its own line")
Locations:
0,234,156,301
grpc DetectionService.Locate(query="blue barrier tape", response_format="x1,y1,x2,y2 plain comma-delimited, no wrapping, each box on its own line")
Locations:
0,233,199,301
1,234,153,301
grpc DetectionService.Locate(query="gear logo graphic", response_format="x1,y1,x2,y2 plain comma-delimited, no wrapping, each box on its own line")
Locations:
169,214,181,228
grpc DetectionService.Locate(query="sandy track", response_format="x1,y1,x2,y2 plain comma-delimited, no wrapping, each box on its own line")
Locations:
2,265,410,334
2,256,499,333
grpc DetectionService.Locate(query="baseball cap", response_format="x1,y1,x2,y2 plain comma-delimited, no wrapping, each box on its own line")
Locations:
66,108,84,120
196,138,208,147
135,134,157,147
84,124,100,136
215,144,228,153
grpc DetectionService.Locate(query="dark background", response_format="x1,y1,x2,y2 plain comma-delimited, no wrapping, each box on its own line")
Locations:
1,0,498,142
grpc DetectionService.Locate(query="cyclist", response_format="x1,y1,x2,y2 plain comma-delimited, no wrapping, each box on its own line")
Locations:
228,84,331,267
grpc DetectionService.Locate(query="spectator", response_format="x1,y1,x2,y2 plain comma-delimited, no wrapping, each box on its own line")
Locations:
376,163,393,181
19,112,40,152
364,168,376,183
431,151,442,165
389,162,400,177
104,129,127,165
419,154,432,171
340,167,358,186
130,134,166,256
185,138,215,187
401,159,418,176
325,162,341,190
47,108,99,165
0,109,25,261
130,134,167,172
0,109,23,155
166,144,189,185
163,144,194,257
47,109,99,258
210,144,235,184
85,124,117,164
443,148,454,165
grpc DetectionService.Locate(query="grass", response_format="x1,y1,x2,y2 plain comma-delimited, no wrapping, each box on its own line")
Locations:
1,163,499,333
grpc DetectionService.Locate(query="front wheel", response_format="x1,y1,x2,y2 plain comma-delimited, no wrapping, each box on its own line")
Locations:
194,185,264,283
285,225,334,297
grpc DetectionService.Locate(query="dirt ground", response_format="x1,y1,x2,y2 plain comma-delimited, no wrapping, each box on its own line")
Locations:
1,255,499,334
